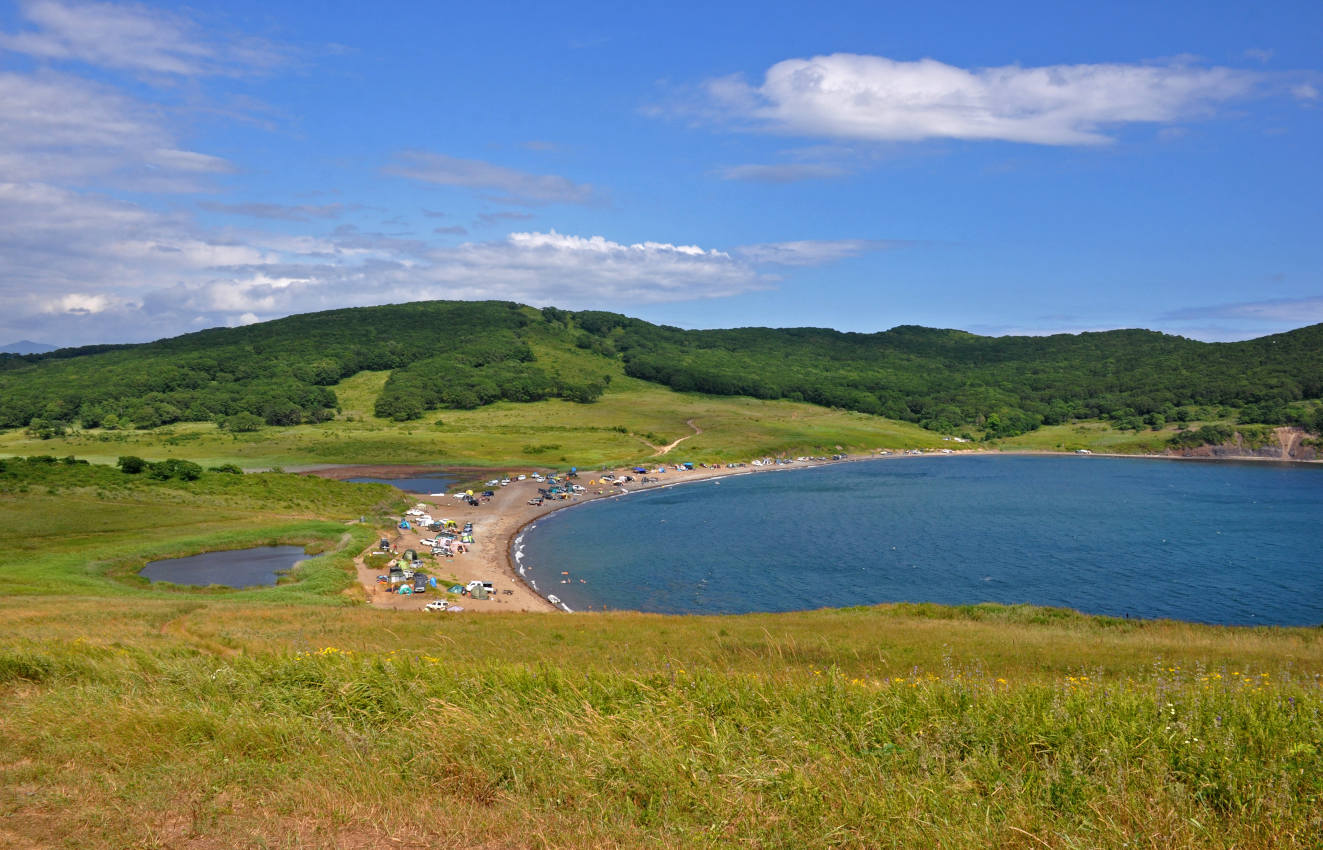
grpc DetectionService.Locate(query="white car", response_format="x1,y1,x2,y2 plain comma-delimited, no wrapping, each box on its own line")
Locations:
517,474,526,480
424,600,449,612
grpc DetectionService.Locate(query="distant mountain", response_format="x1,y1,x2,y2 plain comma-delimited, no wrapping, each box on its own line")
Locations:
0,340,57,354
0,300,1319,437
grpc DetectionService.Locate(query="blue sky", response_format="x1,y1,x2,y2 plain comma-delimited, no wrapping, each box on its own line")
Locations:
0,0,1319,345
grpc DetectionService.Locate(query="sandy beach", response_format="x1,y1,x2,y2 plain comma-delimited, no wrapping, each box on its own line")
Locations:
312,456,868,614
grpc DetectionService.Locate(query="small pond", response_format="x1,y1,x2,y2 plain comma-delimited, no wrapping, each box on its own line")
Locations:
140,545,308,588
346,474,459,494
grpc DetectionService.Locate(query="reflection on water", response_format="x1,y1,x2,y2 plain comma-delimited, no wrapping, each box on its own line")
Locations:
141,545,308,588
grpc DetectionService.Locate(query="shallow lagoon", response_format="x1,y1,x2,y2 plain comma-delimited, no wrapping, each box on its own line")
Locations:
141,546,308,588
520,456,1323,625
346,474,458,494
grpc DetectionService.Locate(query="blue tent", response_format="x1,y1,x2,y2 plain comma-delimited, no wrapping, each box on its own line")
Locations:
633,467,647,473
398,519,411,530
429,576,438,587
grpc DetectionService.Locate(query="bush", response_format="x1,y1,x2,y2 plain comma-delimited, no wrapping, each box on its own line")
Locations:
146,459,203,481
220,412,264,433
25,417,67,439
117,455,147,474
208,463,244,474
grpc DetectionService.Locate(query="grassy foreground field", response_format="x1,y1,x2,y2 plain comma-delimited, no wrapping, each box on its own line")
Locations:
2,461,1320,848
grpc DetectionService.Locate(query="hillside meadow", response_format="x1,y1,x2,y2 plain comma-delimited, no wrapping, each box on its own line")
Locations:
0,374,951,471
0,458,1320,848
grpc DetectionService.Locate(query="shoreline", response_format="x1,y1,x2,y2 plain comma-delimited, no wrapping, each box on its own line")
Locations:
317,448,1321,616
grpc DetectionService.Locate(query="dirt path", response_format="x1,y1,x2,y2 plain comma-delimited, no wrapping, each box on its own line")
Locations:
652,419,702,457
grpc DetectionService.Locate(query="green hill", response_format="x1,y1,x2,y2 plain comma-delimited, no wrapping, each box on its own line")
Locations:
2,300,1320,441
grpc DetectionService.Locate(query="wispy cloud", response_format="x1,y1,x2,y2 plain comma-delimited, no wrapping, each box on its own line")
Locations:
198,201,351,221
0,71,231,188
736,239,901,266
0,0,289,77
718,163,850,182
474,210,536,227
384,151,601,205
1160,295,1323,324
687,53,1285,146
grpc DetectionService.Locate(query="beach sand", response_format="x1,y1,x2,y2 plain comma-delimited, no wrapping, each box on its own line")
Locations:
321,458,862,614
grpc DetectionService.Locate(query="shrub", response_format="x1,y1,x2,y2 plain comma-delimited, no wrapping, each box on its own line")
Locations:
146,459,204,481
220,412,264,433
117,455,147,474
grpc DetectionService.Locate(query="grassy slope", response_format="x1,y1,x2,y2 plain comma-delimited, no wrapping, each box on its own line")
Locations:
0,359,951,469
1,333,1277,467
1,461,1321,847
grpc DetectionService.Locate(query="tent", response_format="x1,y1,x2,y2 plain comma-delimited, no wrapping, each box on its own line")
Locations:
633,467,647,474
399,520,411,530
403,548,417,561
448,584,465,594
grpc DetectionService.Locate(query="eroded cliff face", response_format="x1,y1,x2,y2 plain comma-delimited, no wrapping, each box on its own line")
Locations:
1166,426,1319,461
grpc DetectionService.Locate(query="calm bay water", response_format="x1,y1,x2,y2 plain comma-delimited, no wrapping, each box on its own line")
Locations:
141,546,308,588
347,474,458,494
519,456,1323,625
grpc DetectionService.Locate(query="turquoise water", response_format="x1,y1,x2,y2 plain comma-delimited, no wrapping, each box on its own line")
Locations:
518,456,1323,625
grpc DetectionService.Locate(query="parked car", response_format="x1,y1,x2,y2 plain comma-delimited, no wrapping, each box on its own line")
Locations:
424,600,448,612
412,575,428,594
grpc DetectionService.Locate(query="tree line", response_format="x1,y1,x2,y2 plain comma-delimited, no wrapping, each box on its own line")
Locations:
1,300,1319,441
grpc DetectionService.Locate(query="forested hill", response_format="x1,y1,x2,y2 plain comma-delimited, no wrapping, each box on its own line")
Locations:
1,300,1320,438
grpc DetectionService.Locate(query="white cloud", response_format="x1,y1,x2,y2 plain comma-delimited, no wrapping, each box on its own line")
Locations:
700,53,1266,145
0,182,776,341
0,71,231,188
0,0,287,77
736,239,898,266
384,151,601,205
